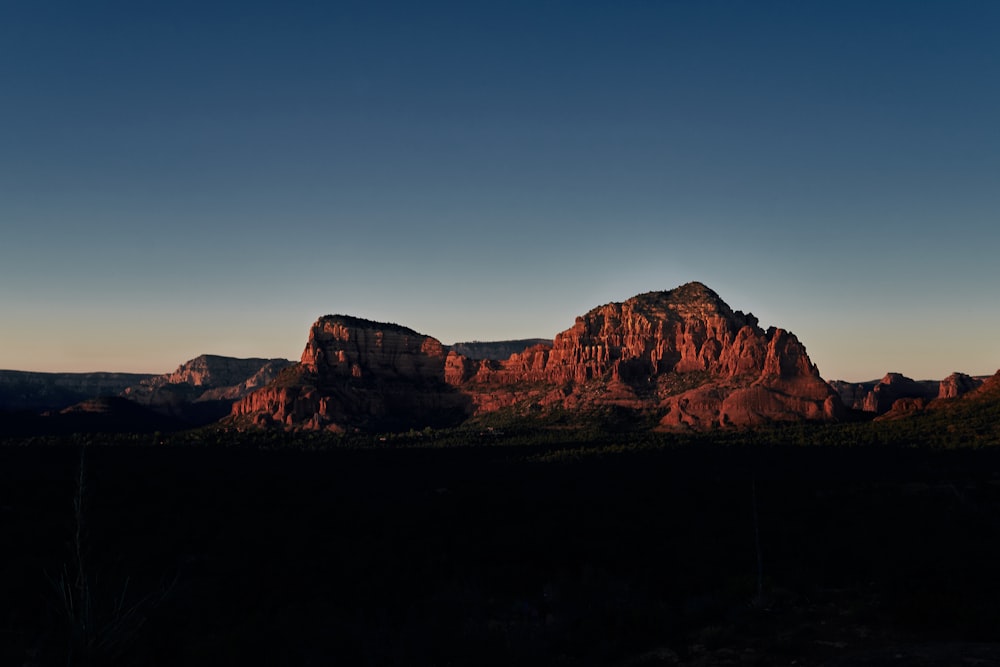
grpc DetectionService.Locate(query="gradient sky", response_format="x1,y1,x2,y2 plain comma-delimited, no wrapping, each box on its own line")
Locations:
2,1,998,381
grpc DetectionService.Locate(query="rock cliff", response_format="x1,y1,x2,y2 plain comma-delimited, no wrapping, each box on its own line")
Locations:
232,317,471,431
937,372,984,399
121,354,293,424
879,369,1000,424
863,373,939,414
444,282,840,428
926,369,1000,410
123,355,292,404
234,283,842,431
830,371,985,416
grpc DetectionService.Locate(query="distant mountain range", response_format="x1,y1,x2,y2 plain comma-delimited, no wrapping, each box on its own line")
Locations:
0,356,291,435
0,370,155,412
1,282,996,435
829,372,990,418
232,282,841,432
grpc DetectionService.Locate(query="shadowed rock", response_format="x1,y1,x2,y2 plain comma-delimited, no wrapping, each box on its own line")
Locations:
831,371,987,417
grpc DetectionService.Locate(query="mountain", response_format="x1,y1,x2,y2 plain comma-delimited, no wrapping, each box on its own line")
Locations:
871,369,1000,435
0,370,155,412
123,354,292,403
965,370,1000,400
232,316,471,431
829,372,986,416
0,356,294,435
233,282,842,431
122,354,293,425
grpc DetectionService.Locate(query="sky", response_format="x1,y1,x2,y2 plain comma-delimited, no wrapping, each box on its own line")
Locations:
1,1,998,382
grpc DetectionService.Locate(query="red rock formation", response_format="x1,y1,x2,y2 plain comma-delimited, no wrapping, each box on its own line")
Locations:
300,316,448,381
232,316,470,431
827,379,873,412
830,371,986,416
940,369,1000,404
234,283,843,431
937,372,984,399
442,283,840,428
873,397,930,421
860,373,938,413
919,370,1000,419
123,355,293,404
115,355,293,425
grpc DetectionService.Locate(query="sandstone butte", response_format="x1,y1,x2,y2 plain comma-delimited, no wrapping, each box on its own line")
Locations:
231,282,844,432
830,371,987,417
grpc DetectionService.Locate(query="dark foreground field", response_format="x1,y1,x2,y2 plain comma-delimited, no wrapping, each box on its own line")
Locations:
3,438,1000,666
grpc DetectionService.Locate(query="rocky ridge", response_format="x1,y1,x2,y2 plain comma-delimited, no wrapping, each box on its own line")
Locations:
829,372,986,417
873,368,1000,422
233,282,842,431
0,370,155,412
123,355,293,405
445,282,840,428
233,317,470,431
119,354,294,425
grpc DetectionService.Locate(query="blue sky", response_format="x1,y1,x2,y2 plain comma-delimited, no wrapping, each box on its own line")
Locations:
2,1,998,381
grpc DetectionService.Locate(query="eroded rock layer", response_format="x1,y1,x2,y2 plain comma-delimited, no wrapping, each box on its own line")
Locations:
123,354,293,403
233,282,843,431
829,371,986,417
120,354,293,424
232,317,471,431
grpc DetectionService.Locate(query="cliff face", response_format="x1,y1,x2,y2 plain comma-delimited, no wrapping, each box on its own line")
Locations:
118,355,293,425
830,372,985,416
232,317,471,431
300,317,448,381
863,373,939,413
123,355,292,404
873,369,1000,423
937,372,984,400
235,283,842,431
0,356,294,416
444,282,839,428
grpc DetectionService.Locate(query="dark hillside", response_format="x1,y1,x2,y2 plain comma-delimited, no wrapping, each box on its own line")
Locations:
3,440,1000,665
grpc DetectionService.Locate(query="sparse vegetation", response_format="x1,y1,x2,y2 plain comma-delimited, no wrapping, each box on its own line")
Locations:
46,445,174,666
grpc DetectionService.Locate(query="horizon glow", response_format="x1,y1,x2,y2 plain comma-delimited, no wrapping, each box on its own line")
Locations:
2,1,998,382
